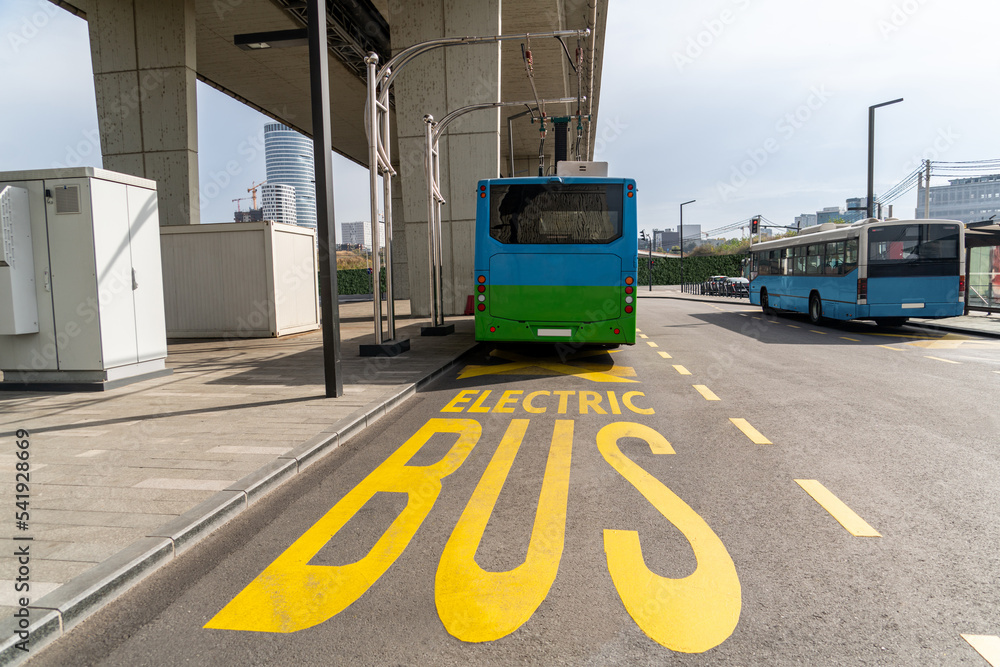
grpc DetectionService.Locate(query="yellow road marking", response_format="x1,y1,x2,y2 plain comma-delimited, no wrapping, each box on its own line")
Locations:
879,345,905,351
657,351,672,359
787,325,800,329
794,479,881,537
840,337,860,342
809,330,827,335
635,328,642,333
459,350,637,383
692,385,720,401
752,317,761,320
647,341,659,348
924,356,960,364
638,333,648,339
729,418,771,445
673,365,691,376
962,634,1000,666
205,418,482,632
598,423,741,652
437,420,572,641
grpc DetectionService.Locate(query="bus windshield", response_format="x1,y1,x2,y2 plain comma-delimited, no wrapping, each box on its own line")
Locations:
489,183,623,244
867,223,960,276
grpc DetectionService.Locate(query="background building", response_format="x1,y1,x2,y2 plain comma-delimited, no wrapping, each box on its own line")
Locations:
342,221,372,248
917,174,1000,223
795,213,818,229
234,209,264,223
264,123,315,230
261,183,298,226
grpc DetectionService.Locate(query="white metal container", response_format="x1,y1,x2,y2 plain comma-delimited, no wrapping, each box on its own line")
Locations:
159,221,319,338
0,168,169,390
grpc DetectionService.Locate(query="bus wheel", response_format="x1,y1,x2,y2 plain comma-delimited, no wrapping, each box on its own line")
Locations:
875,317,908,328
760,289,771,314
808,293,823,324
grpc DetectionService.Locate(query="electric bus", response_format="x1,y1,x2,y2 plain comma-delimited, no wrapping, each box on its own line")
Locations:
749,218,964,325
473,174,638,344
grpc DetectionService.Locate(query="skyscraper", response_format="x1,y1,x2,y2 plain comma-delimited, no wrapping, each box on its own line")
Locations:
264,123,316,230
261,183,297,226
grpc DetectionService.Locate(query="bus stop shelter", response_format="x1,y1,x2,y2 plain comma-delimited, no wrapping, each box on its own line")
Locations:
964,221,1000,313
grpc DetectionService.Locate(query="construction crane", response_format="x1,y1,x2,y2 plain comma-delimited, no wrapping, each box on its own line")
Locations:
232,197,251,212
248,180,267,209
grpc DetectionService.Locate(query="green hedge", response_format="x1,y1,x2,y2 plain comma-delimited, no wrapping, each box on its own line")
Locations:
317,268,386,295
637,255,743,285
328,256,741,294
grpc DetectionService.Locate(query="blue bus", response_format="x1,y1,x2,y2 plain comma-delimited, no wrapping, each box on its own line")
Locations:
473,175,638,344
749,218,965,326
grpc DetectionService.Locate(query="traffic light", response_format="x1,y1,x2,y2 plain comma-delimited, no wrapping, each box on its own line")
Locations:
750,216,759,234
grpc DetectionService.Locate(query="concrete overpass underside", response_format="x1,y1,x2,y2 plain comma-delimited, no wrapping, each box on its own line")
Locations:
51,0,608,316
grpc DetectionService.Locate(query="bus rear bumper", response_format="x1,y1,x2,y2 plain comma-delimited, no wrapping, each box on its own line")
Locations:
860,302,964,319
475,317,635,345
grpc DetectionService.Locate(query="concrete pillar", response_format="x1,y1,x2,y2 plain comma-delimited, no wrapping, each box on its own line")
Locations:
389,0,501,316
87,0,199,226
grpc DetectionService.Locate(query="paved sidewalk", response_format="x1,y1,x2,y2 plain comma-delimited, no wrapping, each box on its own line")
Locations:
639,284,1000,339
0,301,477,663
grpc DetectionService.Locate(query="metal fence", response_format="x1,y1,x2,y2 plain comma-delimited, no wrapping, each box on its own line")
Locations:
682,280,749,298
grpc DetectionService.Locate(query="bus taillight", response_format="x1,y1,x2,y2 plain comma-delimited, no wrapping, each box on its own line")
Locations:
857,278,867,300
959,274,966,297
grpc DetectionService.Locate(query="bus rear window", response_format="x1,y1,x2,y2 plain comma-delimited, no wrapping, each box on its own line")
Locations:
868,224,959,263
489,183,623,244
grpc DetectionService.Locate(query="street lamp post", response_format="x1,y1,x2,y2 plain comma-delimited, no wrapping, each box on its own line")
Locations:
679,199,696,287
867,98,903,218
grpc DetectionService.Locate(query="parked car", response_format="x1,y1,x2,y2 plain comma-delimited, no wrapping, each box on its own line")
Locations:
702,275,728,296
724,276,750,298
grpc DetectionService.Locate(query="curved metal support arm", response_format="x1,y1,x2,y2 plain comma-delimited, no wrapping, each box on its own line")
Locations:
375,29,589,100
433,96,581,142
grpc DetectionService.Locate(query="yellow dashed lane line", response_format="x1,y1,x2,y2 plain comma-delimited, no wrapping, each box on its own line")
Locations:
657,351,672,359
646,341,658,348
692,385,720,401
880,345,905,351
673,365,691,375
794,479,881,537
810,330,827,335
729,418,771,444
638,333,648,339
841,337,860,342
925,356,960,364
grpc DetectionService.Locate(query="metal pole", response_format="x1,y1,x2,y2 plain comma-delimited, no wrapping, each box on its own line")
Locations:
382,106,395,340
365,54,383,345
866,98,903,218
424,115,438,327
924,159,931,218
680,199,695,288
308,0,342,397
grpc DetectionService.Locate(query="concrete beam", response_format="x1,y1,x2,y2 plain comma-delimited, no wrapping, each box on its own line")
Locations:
87,0,200,226
390,0,501,316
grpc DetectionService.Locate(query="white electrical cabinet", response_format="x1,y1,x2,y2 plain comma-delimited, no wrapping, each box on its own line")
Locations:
0,168,169,391
160,221,320,338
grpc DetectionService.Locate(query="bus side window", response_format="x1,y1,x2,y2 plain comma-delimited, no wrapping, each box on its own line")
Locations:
791,246,806,276
806,244,823,275
825,241,845,275
845,238,858,273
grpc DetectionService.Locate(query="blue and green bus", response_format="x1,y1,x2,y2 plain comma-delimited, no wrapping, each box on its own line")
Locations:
473,176,638,344
749,218,965,326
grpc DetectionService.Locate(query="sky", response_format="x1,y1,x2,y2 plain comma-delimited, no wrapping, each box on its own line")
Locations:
2,0,999,241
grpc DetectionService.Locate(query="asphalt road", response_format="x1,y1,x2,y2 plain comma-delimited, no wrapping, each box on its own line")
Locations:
27,297,1000,666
